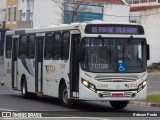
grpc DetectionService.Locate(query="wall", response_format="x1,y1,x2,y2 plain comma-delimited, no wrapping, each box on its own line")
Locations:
0,0,6,28
103,4,130,22
33,0,63,27
18,0,34,21
0,10,6,28
129,11,141,23
0,0,6,9
141,8,160,65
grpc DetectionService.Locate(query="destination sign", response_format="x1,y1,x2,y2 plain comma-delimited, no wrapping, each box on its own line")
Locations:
85,24,144,35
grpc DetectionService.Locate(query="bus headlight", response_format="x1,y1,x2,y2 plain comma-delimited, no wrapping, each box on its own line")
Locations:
143,81,147,86
82,79,96,92
82,80,88,86
138,80,147,92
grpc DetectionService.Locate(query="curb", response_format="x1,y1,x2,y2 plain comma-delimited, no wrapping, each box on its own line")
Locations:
148,74,160,76
129,101,160,107
148,70,160,76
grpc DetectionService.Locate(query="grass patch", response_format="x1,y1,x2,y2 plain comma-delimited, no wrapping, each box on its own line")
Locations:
146,95,160,104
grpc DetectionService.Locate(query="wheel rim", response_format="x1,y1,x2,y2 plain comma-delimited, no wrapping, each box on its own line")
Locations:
62,88,68,103
22,83,26,95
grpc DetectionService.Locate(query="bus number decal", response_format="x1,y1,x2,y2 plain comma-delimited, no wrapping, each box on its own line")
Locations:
97,84,108,89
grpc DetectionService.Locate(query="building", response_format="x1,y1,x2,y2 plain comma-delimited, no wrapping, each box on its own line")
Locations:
63,0,129,24
33,0,130,27
5,0,34,28
18,0,34,28
0,0,6,28
4,0,130,28
130,3,160,65
126,0,160,4
5,0,18,28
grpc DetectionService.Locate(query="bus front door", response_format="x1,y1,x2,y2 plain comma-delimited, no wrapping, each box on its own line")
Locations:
11,37,18,89
35,35,44,93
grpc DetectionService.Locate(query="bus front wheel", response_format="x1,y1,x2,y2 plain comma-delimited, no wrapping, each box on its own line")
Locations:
110,101,129,109
60,83,73,107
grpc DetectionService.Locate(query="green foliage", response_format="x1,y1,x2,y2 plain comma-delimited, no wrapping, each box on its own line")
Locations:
146,95,160,104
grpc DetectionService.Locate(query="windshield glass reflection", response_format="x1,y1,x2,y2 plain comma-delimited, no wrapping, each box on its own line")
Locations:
81,38,147,73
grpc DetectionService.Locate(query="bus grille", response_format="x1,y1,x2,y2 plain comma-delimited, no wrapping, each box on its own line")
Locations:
94,75,139,82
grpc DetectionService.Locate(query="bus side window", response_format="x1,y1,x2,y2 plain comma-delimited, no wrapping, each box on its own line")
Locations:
27,34,35,59
53,32,61,60
19,35,27,58
61,31,70,60
44,33,53,60
5,36,12,58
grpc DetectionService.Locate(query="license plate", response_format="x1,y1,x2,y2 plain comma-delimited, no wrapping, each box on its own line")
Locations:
112,93,123,97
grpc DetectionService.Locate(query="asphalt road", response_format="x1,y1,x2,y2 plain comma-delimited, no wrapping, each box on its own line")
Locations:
147,76,160,95
0,86,160,119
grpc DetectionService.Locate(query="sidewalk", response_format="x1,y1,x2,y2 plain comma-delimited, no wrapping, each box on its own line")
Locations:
129,101,160,107
129,90,160,108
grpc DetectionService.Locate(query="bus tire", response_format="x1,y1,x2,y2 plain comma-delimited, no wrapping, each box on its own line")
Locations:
60,83,73,107
109,101,129,109
21,78,29,99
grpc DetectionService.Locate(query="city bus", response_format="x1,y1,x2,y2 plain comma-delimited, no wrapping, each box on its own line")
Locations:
4,21,150,109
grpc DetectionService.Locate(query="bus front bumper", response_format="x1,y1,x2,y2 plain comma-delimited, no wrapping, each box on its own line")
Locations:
79,84,147,101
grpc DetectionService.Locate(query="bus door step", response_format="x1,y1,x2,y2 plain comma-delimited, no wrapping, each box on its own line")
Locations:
37,92,43,97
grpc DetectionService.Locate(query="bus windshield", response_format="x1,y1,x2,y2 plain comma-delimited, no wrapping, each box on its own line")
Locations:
81,38,147,73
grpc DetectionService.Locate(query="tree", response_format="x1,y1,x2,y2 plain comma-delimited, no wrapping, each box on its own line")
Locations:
52,0,103,24
64,0,87,23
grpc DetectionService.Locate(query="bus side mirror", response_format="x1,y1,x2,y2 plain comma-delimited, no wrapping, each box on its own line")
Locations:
147,44,150,60
75,44,84,61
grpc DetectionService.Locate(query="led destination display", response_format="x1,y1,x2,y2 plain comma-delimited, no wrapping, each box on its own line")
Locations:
85,24,144,35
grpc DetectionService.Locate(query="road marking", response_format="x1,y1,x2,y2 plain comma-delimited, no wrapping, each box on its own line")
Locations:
0,108,15,111
0,91,21,95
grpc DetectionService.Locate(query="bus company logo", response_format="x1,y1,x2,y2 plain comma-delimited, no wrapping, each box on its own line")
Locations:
46,65,55,73
125,84,137,88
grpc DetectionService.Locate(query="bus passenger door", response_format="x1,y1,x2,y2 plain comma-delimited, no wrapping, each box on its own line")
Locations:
4,35,12,88
11,36,19,89
70,33,81,98
35,34,44,93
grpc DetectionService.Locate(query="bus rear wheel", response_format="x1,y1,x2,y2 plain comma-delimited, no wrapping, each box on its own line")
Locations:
110,101,129,109
21,79,29,99
60,83,74,107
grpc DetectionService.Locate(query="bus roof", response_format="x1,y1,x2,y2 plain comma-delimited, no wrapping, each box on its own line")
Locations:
5,21,144,35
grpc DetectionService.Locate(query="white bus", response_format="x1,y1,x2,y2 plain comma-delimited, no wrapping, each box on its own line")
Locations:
4,21,150,109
